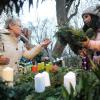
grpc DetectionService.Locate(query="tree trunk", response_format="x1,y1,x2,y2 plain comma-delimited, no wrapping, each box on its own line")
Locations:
52,0,67,58
56,0,67,26
52,40,66,58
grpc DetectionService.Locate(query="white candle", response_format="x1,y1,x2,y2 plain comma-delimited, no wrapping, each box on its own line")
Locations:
2,67,14,82
34,73,45,93
42,71,51,87
64,71,76,94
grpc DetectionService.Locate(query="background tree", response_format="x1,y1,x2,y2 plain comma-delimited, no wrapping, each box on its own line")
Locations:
53,0,80,58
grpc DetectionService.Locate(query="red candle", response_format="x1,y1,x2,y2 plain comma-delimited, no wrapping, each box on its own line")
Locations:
31,65,38,72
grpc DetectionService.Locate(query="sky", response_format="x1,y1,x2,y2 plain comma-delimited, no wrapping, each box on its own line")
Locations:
19,0,57,26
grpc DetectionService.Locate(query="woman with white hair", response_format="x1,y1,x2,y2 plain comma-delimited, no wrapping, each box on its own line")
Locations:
0,17,51,76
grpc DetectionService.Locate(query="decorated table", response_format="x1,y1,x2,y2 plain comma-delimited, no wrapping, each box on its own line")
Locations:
0,60,100,100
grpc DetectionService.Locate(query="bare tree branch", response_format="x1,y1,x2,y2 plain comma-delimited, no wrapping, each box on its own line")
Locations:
68,0,80,21
65,0,75,17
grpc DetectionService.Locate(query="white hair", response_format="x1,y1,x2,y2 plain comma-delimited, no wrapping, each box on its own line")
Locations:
5,17,21,29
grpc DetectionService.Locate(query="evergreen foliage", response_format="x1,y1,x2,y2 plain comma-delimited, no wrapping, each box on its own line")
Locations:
55,26,95,54
0,66,100,100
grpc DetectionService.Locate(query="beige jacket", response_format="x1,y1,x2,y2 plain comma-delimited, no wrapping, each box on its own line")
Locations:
0,31,25,76
0,30,43,77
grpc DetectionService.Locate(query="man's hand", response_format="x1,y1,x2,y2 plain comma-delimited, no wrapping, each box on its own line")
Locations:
40,39,51,48
0,55,10,65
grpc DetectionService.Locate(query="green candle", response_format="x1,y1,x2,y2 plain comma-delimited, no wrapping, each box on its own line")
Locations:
38,63,42,71
41,62,45,70
48,62,53,70
45,62,52,72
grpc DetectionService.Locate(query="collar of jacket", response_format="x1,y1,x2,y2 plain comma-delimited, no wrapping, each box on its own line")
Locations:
0,29,10,35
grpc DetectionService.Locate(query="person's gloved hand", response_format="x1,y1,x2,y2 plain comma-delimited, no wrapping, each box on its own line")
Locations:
0,55,10,65
81,37,90,48
78,48,88,57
